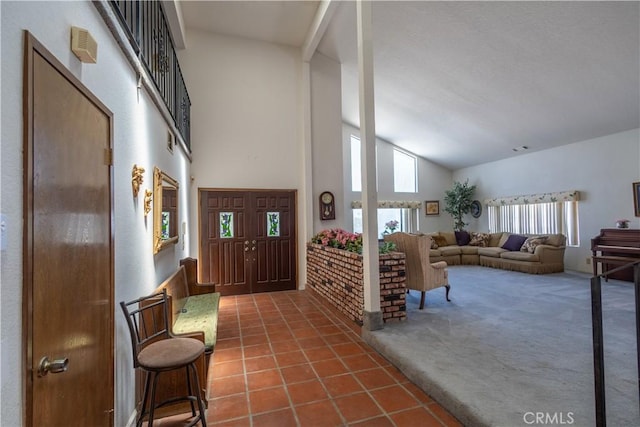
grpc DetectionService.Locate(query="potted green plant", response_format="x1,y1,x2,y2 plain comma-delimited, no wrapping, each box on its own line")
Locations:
444,180,476,231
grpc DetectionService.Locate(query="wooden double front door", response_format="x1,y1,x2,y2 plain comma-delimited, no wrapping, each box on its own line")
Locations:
199,190,297,295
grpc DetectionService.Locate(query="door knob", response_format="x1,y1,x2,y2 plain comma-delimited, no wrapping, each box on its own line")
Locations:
244,240,250,245
38,356,69,377
252,240,256,244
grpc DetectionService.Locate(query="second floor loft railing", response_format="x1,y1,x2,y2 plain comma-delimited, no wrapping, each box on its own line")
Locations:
110,0,191,151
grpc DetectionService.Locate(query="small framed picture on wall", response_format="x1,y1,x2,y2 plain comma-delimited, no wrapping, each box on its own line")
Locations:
425,200,440,216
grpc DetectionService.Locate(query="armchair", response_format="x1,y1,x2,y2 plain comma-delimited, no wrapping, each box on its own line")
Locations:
384,232,451,309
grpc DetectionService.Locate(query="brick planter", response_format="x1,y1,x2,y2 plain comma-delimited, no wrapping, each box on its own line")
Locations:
306,243,406,325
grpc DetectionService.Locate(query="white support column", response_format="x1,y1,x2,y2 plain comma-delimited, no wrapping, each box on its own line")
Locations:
357,0,382,331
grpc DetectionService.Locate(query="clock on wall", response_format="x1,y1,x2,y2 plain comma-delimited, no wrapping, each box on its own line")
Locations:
319,191,335,220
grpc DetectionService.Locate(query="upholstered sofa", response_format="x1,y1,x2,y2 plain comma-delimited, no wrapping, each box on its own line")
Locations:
425,231,566,274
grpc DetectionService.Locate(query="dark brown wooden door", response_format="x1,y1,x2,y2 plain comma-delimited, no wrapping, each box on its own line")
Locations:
23,33,114,426
199,190,297,295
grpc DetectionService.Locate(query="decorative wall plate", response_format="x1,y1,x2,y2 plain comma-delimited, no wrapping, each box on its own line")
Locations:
470,200,482,218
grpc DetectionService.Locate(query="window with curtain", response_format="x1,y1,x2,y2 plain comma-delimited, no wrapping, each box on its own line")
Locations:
487,201,580,246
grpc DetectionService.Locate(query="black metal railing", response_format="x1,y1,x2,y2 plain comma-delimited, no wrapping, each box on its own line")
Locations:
110,0,191,150
591,260,640,426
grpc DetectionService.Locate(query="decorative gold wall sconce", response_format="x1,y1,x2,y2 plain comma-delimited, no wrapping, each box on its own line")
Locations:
131,164,145,197
143,189,153,217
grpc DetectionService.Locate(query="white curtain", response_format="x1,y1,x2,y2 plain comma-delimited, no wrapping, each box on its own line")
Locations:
488,201,579,246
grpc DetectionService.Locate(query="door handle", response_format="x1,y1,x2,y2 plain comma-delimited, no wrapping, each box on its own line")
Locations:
252,240,256,244
38,356,69,377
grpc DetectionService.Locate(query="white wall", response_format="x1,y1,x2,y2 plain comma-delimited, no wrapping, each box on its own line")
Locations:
310,52,344,232
454,128,640,273
177,29,309,283
1,2,191,425
342,123,454,233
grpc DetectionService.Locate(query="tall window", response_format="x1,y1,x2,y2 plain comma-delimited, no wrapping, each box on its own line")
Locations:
487,201,579,246
353,208,418,239
393,148,417,193
350,135,361,192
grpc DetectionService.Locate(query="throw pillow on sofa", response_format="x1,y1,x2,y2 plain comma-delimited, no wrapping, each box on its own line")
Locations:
432,235,449,248
521,236,548,253
501,234,528,251
468,232,490,247
455,230,471,246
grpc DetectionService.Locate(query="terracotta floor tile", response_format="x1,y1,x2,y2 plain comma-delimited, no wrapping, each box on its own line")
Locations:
315,324,343,335
244,355,276,373
312,358,349,378
383,365,410,383
261,315,285,325
403,382,434,405
334,392,383,423
323,333,354,345
204,291,459,427
267,330,295,342
348,416,395,427
428,402,463,426
212,360,244,378
280,363,318,384
215,337,242,350
217,328,241,340
275,350,307,367
370,385,420,413
308,315,333,325
251,408,298,427
246,368,283,391
340,354,379,372
286,379,328,405
389,407,443,427
303,346,336,362
292,327,321,339
321,374,364,397
242,343,273,359
271,340,301,354
297,337,327,350
209,374,246,398
288,320,312,330
209,394,250,421
213,347,244,363
240,325,266,336
354,368,397,390
209,417,251,427
295,400,344,427
241,334,269,346
331,342,366,358
249,386,290,414
367,352,392,367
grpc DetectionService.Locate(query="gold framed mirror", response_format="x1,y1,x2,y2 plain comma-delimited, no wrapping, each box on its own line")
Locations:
153,167,179,254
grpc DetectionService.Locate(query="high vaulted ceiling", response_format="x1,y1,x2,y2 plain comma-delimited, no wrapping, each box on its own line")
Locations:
179,1,640,170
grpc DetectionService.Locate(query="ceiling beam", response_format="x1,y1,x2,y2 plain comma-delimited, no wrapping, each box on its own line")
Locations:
302,0,339,62
162,0,187,49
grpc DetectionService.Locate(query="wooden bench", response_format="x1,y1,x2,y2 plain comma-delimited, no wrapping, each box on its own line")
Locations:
138,259,219,420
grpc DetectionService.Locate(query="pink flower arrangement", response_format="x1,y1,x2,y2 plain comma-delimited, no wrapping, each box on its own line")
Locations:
310,228,396,254
311,228,363,253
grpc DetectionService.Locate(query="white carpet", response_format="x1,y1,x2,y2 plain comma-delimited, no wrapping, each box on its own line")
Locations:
363,266,639,427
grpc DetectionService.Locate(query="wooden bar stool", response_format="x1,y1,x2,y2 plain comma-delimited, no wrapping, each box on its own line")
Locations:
121,289,207,427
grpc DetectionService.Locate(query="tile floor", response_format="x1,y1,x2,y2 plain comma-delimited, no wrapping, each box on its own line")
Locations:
152,290,461,427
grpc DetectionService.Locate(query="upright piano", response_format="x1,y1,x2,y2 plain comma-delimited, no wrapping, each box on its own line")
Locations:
591,228,640,281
